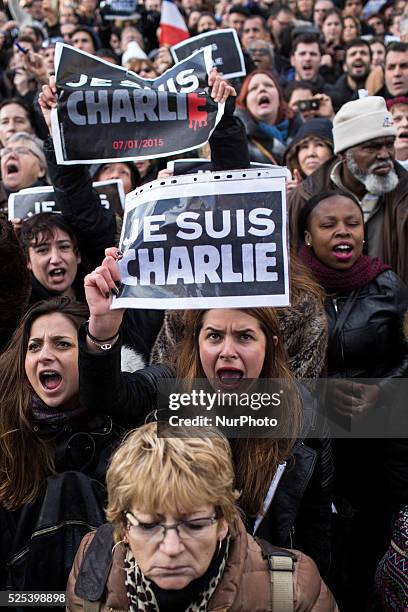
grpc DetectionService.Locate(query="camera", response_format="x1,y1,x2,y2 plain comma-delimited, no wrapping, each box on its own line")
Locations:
297,99,320,112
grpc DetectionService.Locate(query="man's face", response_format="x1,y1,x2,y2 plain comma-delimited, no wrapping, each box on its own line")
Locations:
0,103,33,146
268,10,293,40
344,136,399,195
228,12,246,38
61,23,76,43
242,17,268,48
343,0,363,18
291,42,321,81
390,103,408,156
367,15,385,35
246,40,274,70
313,0,332,27
385,51,408,97
345,45,371,81
71,31,95,54
0,139,45,192
145,0,161,10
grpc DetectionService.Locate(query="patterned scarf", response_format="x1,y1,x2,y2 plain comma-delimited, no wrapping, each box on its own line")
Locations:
298,244,391,293
124,536,230,612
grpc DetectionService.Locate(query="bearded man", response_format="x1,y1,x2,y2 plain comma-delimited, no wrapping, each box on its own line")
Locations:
288,96,408,283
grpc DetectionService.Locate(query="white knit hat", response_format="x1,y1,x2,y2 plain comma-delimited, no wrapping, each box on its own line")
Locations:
333,96,397,154
121,41,147,66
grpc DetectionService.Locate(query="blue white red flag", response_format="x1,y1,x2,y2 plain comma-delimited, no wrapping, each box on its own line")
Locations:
159,0,189,47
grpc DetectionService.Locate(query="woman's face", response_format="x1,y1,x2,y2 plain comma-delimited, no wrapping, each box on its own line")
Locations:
25,312,79,409
199,309,267,389
322,14,342,43
97,162,134,194
370,41,385,67
196,14,217,33
342,17,358,42
126,504,228,589
305,195,364,269
297,137,333,176
245,73,280,125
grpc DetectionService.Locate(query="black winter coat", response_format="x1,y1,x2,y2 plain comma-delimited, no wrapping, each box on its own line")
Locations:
79,327,333,577
0,411,125,594
325,270,408,511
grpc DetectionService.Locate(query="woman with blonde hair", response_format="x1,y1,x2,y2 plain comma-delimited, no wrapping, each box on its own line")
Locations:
67,422,337,611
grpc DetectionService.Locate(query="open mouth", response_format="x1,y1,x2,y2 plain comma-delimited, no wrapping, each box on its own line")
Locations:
5,162,19,175
39,370,63,391
398,131,408,139
333,243,353,260
216,368,244,388
258,95,270,106
49,268,66,280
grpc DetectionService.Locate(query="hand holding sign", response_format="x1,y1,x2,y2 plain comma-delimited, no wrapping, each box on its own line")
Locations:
208,68,236,104
85,247,125,345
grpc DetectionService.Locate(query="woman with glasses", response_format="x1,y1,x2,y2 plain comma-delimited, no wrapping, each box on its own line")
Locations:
67,422,337,610
0,131,48,214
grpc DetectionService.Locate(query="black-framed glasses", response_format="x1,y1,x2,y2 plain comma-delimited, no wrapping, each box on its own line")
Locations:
125,511,218,542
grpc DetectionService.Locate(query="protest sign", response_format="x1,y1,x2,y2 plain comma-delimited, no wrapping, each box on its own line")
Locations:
171,29,246,80
113,168,289,310
8,180,125,220
51,43,224,165
100,0,139,20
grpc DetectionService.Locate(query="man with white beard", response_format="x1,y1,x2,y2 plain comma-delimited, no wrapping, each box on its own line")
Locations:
288,96,408,283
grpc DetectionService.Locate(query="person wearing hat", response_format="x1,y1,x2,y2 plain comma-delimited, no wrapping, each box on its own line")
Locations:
288,95,408,284
387,96,408,171
284,117,334,189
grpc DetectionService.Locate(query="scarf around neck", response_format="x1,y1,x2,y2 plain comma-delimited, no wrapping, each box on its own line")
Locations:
258,119,289,144
298,244,391,293
124,536,230,612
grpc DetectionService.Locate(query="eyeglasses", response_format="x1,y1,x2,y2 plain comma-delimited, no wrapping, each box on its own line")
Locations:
248,48,271,55
125,511,218,543
0,146,40,159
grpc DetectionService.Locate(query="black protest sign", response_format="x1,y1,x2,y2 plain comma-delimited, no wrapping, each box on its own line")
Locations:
171,29,246,80
113,169,290,310
8,180,125,220
51,43,224,165
100,0,139,20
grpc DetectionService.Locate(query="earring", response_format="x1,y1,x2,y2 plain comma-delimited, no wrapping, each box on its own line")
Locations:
112,538,127,553
363,240,366,244
218,540,222,555
306,241,311,247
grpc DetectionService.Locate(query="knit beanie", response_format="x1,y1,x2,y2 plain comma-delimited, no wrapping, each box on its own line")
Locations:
333,96,396,154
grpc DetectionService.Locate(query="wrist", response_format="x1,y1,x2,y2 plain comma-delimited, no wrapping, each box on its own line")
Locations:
88,314,122,340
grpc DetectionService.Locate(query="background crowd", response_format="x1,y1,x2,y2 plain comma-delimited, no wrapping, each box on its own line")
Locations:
0,0,408,609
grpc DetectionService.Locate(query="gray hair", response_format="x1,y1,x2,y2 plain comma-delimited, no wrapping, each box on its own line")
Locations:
7,132,47,173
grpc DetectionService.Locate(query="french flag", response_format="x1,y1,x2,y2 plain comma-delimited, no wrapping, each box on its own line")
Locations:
159,0,189,47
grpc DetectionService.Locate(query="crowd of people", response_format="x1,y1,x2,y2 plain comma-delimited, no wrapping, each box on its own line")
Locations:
0,0,408,609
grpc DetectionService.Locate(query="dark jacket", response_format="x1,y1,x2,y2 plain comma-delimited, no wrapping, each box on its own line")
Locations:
0,412,125,593
288,157,408,285
324,270,408,511
235,107,303,165
331,74,359,112
79,328,333,577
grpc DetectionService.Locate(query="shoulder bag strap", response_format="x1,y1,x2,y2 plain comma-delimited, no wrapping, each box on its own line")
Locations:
256,538,295,612
250,138,278,165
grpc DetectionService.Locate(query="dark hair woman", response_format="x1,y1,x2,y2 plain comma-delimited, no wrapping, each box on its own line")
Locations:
297,190,408,611
235,69,303,164
77,248,334,578
0,297,125,591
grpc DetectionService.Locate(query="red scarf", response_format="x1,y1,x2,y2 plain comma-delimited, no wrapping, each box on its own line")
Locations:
298,244,391,293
